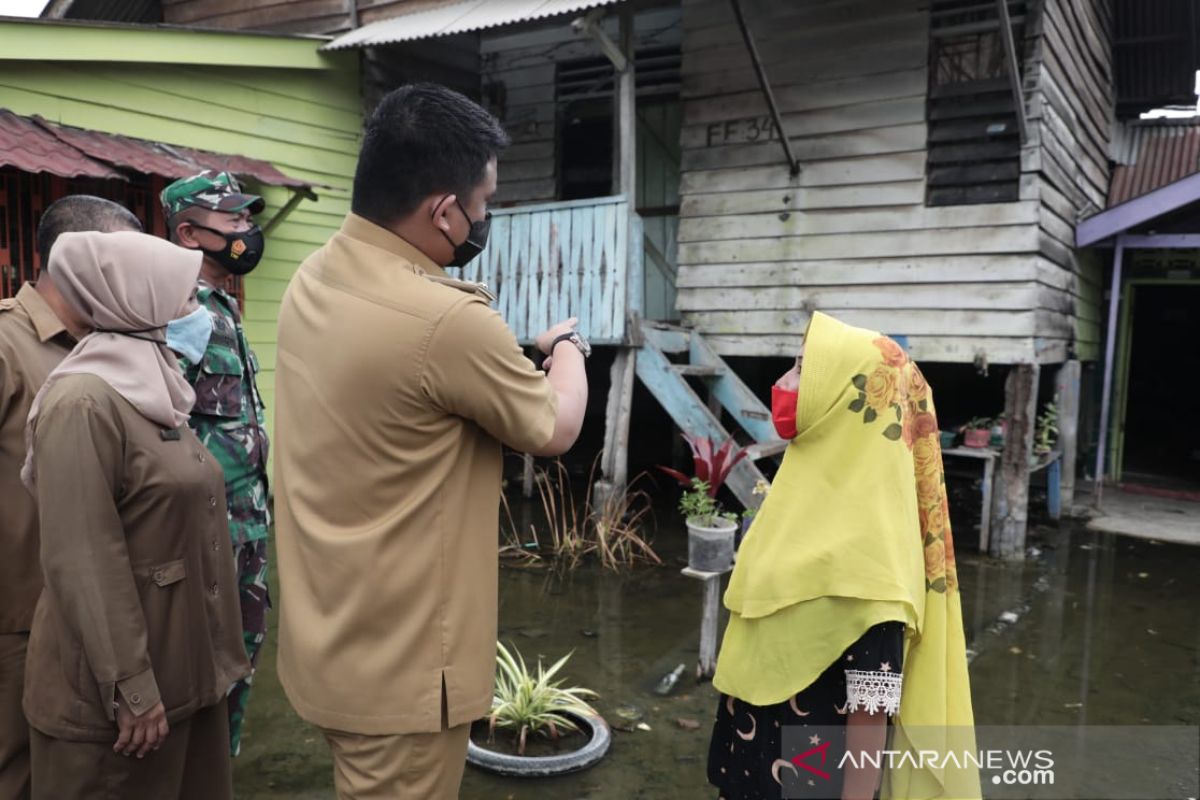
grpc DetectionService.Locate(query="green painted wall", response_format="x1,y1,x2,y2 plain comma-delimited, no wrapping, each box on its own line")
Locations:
0,21,361,432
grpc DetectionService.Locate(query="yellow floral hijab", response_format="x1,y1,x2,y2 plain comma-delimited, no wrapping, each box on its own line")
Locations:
714,311,979,799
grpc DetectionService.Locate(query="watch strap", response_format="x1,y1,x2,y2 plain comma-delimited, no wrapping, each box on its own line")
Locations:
550,331,589,357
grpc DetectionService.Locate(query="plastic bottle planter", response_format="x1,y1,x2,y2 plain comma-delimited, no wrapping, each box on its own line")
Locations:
467,712,611,777
687,516,739,572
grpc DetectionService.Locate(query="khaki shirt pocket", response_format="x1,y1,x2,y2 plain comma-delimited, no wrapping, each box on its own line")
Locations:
134,558,197,711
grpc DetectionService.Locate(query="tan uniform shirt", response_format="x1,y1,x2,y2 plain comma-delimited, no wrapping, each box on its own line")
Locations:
275,214,558,735
0,285,72,633
24,374,250,741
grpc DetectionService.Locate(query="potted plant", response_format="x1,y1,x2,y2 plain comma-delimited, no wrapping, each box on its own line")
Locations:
1034,402,1058,457
990,413,1007,448
961,417,992,448
678,478,739,572
467,642,610,777
658,434,747,572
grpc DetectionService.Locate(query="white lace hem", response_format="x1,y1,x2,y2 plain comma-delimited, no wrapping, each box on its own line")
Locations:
845,670,902,716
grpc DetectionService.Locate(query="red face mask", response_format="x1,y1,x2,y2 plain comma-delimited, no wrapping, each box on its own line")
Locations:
771,385,798,440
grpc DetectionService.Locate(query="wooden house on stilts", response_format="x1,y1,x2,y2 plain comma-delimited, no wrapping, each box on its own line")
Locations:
41,0,1200,557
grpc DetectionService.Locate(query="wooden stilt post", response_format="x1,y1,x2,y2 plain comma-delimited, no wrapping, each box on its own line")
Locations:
599,349,637,499
522,453,535,499
596,6,639,506
991,363,1040,560
1055,359,1081,512
683,567,725,680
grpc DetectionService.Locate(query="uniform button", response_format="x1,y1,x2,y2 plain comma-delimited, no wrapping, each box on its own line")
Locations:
152,570,164,582
209,497,217,508
130,693,141,705
212,540,221,552
210,583,219,596
198,452,206,463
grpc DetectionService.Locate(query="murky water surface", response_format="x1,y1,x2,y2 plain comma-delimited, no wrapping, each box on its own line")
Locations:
233,499,1200,799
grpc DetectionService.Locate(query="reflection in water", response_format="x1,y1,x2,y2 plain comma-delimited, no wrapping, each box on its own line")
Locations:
234,513,1200,799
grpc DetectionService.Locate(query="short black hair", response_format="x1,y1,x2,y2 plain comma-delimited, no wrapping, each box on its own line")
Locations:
352,83,509,225
37,195,142,258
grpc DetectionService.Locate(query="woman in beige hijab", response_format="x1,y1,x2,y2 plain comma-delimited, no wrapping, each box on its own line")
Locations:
21,231,249,800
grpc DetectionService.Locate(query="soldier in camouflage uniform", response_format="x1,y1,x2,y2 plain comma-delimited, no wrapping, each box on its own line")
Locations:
161,171,271,758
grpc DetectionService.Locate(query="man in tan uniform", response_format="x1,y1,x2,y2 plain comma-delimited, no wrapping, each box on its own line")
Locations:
0,196,140,800
275,84,589,799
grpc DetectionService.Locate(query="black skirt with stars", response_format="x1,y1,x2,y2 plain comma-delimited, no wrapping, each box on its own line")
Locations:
707,621,905,800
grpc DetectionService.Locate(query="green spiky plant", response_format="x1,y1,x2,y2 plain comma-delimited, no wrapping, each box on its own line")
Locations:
487,642,600,756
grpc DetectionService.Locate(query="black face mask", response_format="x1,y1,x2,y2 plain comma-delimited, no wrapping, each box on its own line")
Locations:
438,198,491,268
190,223,265,276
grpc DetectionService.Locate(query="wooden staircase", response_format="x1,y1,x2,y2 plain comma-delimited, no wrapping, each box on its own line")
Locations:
635,322,787,509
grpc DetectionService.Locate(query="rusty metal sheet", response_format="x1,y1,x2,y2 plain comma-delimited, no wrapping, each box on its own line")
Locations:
0,108,315,190
1109,120,1200,207
0,109,125,180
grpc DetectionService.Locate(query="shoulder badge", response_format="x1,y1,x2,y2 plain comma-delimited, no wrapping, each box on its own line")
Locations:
421,273,497,304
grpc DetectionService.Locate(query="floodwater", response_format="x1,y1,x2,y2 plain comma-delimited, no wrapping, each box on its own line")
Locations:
232,499,1200,799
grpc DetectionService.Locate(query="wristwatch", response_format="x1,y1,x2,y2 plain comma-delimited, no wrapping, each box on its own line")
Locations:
550,330,591,359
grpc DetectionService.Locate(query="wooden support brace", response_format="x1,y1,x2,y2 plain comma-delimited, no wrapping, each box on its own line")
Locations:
995,0,1028,143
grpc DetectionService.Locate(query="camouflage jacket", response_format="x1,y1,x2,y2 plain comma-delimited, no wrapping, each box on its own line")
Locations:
180,283,270,546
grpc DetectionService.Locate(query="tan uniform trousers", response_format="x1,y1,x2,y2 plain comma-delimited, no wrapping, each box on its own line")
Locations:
0,633,30,800
322,723,472,800
28,701,231,800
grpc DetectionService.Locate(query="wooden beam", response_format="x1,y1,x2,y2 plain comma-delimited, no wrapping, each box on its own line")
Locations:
991,363,1040,559
1055,359,1081,511
616,7,636,198
572,9,628,73
995,0,1029,143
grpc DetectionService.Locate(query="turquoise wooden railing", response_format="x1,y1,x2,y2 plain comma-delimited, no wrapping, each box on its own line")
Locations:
450,194,643,345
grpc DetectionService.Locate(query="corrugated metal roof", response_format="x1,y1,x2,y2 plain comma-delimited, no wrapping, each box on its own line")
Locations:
1109,119,1200,206
324,0,624,50
0,109,124,180
48,123,199,180
0,108,315,190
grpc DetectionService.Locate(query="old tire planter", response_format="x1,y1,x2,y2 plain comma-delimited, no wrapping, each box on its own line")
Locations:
466,713,611,777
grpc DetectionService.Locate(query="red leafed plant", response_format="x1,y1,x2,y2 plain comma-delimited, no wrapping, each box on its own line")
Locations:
657,434,748,498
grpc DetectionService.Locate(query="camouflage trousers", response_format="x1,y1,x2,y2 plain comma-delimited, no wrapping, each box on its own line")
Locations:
227,539,270,758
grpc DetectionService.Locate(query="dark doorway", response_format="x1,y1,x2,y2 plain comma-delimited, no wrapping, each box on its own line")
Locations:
1120,283,1200,489
558,100,614,201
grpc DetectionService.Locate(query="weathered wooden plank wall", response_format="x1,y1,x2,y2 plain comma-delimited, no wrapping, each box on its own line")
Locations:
478,8,683,206
163,0,356,34
1023,0,1111,362
675,0,1110,366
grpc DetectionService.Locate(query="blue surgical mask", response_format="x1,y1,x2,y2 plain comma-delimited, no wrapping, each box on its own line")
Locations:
166,306,213,364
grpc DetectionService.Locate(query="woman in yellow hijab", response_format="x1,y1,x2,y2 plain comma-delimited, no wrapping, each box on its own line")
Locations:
707,312,979,800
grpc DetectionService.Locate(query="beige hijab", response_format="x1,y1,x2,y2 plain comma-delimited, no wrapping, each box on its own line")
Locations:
22,230,203,490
